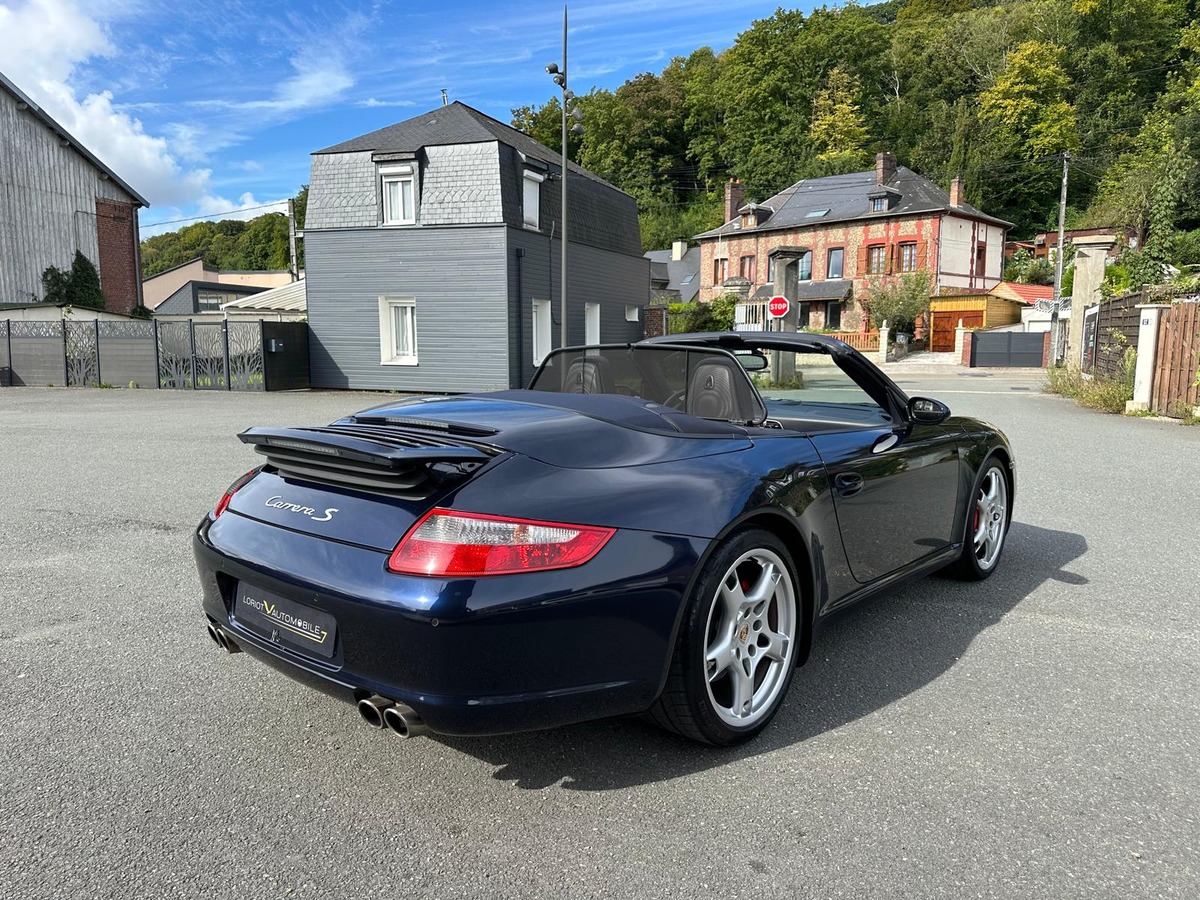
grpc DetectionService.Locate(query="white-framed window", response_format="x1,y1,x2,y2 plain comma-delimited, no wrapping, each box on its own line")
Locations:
378,296,418,365
380,164,416,225
532,298,552,365
871,197,886,213
625,304,639,323
585,302,600,344
523,171,544,229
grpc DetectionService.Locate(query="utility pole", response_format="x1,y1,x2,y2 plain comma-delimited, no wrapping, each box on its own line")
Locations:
1053,151,1071,303
559,6,569,349
287,199,299,282
545,7,581,349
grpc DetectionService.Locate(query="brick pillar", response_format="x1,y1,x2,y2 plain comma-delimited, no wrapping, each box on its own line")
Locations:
95,198,140,314
1042,330,1051,367
961,331,974,367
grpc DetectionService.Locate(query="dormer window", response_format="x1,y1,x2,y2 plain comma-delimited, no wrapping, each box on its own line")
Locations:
523,170,544,229
740,213,750,228
871,197,886,213
381,164,416,225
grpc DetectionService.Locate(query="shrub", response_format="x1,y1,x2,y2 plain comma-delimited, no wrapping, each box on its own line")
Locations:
42,251,106,310
667,292,737,334
1044,348,1135,414
865,272,930,334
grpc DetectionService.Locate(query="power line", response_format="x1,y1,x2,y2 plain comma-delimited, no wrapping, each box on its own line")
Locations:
141,201,290,230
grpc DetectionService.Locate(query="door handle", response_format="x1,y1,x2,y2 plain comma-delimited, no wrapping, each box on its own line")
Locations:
834,472,864,497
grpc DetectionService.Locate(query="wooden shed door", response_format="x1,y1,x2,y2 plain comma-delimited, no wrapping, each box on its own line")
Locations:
931,310,983,352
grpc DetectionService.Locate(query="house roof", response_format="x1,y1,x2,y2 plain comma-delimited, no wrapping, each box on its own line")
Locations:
220,279,306,313
991,281,1053,305
750,280,852,302
315,101,627,196
696,166,1011,240
644,246,701,303
0,70,149,207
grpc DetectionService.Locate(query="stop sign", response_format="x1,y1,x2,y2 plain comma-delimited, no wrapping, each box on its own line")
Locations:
768,295,790,318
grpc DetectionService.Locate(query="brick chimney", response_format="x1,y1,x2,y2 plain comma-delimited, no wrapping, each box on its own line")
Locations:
724,179,744,222
949,175,964,208
875,152,896,185
672,240,688,261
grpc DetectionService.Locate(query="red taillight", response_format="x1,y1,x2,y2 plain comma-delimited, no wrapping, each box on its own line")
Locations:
388,509,615,577
212,467,261,520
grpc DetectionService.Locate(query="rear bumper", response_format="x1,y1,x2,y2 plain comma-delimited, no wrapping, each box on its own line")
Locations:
194,512,706,736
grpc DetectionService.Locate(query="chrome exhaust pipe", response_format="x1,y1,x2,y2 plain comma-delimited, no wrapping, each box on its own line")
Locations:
208,623,242,654
357,696,392,729
382,703,428,739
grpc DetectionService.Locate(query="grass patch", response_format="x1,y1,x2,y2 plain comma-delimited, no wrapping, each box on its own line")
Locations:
1044,358,1135,414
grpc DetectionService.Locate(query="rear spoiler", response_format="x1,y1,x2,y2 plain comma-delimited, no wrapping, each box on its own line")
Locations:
238,426,495,497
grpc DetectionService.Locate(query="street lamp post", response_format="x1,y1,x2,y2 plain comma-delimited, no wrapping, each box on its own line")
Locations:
546,6,582,349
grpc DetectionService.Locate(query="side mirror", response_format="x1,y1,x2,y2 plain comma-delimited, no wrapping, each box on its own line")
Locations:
908,396,951,425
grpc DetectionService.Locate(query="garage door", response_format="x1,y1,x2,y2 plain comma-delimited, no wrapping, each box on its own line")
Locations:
970,332,1045,367
931,311,983,352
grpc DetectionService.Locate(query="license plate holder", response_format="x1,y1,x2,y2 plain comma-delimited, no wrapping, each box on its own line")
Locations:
233,584,337,660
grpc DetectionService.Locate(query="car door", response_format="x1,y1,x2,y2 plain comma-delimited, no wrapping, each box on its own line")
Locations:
808,419,961,584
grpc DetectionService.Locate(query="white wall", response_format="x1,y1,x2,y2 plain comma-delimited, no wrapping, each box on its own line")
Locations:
939,216,1005,290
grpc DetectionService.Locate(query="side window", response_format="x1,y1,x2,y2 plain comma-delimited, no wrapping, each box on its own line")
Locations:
378,296,418,365
532,299,552,364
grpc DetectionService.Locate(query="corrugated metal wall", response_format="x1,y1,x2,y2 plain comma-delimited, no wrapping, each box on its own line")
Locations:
0,87,135,305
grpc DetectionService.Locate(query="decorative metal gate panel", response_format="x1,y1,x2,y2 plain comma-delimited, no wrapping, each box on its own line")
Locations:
227,322,264,391
65,321,99,386
156,321,194,389
192,323,228,390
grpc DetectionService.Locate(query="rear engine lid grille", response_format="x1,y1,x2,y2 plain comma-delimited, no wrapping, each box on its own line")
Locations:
238,426,498,499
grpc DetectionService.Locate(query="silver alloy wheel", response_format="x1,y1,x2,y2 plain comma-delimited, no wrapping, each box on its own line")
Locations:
702,547,797,728
972,467,1008,571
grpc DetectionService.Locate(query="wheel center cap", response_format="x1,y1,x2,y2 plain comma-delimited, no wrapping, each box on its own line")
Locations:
738,624,750,644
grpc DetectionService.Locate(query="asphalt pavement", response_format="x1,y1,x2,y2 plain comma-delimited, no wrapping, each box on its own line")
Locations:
1,377,1196,899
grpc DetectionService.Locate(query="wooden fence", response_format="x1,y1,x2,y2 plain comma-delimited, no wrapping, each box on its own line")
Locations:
829,331,880,352
1152,300,1200,417
1088,289,1143,381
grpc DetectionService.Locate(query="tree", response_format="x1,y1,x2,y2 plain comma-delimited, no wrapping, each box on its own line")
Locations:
865,272,932,332
42,250,105,310
810,66,871,172
980,41,1078,161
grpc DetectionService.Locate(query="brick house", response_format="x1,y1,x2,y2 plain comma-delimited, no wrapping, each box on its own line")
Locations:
0,71,147,314
304,102,647,392
696,153,1011,333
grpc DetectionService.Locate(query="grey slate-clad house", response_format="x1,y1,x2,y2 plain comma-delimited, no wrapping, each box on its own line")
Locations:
304,102,648,392
645,240,701,304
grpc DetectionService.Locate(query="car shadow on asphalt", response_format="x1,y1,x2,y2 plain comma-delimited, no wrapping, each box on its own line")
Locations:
435,522,1088,791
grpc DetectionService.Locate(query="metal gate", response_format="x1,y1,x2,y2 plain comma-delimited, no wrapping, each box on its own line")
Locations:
970,331,1046,367
156,320,264,391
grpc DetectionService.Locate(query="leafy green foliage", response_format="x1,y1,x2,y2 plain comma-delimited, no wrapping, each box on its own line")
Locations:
42,251,105,310
140,186,307,277
509,0,1198,245
1003,249,1055,285
865,272,932,333
667,293,738,334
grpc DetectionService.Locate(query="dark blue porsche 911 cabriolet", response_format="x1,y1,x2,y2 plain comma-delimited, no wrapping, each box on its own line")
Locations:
196,331,1013,745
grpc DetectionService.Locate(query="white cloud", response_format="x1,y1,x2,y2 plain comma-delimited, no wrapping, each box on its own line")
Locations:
355,97,417,108
0,0,214,209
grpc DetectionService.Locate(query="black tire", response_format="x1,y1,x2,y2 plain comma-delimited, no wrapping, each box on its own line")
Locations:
947,458,1011,581
650,528,802,745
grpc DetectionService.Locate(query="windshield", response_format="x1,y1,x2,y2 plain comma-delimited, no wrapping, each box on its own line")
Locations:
529,345,766,424
752,348,892,428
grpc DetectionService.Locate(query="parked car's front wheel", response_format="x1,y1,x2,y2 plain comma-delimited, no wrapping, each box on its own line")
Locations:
949,459,1010,581
651,528,800,745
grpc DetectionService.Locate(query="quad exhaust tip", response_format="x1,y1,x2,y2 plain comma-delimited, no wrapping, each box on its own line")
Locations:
357,696,428,738
207,622,241,654
383,703,429,739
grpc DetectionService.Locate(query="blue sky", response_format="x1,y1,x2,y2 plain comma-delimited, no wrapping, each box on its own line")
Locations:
0,0,825,235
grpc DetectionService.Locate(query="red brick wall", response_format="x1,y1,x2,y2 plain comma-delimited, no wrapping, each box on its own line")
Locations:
698,213,942,331
644,306,668,338
95,198,140,314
